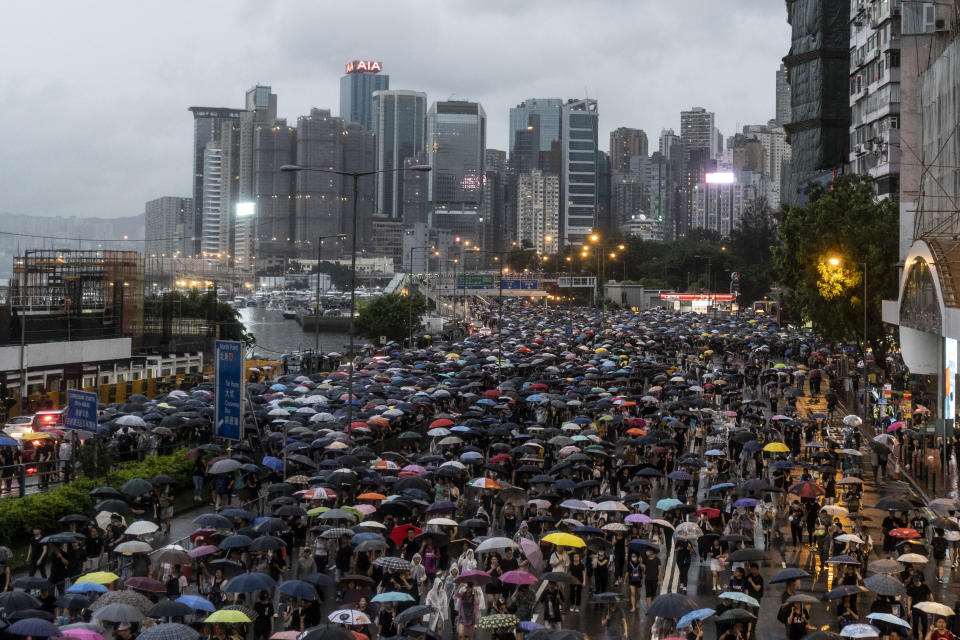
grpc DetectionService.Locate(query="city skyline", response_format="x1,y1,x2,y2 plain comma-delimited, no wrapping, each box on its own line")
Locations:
0,0,789,220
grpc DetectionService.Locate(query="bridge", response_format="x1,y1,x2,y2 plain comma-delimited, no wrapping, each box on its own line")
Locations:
398,272,597,299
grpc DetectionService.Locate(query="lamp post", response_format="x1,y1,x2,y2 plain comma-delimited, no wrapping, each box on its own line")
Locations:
281,163,431,424
314,233,347,360
586,235,625,324
829,257,869,417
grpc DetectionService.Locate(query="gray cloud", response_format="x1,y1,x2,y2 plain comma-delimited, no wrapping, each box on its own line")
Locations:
0,0,789,220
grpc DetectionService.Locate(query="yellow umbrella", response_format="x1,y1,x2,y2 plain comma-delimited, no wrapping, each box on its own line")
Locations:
205,610,252,623
763,442,790,453
76,571,120,584
542,532,586,548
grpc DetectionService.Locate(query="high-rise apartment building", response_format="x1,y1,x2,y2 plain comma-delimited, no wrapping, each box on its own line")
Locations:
253,119,297,262
680,107,719,158
776,63,792,126
516,170,560,254
692,180,748,237
145,197,191,258
483,149,508,254
235,85,278,265
848,0,901,198
371,90,427,220
200,145,227,256
741,122,791,210
188,107,243,256
560,98,599,245
610,128,649,173
427,101,486,243
340,60,389,131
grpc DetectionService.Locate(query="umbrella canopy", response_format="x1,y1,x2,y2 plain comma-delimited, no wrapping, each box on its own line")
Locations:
138,624,200,640
646,592,698,619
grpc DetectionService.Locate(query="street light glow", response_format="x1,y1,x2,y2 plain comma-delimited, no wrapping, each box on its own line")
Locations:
829,257,840,266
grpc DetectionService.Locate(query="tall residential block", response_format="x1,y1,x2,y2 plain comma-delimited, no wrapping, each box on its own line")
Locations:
680,107,719,159
610,127,649,173
253,119,297,262
235,85,278,265
371,90,427,220
145,197,191,258
560,98,599,245
776,63,792,126
516,170,560,254
340,59,389,131
848,0,901,198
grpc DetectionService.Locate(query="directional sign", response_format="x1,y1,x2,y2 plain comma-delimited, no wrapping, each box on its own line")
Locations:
65,389,98,432
501,279,539,290
457,275,495,289
215,340,244,440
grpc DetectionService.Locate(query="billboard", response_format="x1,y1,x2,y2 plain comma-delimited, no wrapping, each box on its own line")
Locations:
705,172,736,184
457,275,495,290
215,340,244,440
500,279,540,290
946,337,957,421
65,389,98,432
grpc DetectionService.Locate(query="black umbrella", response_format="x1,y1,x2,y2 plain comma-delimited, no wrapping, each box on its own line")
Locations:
769,568,810,583
0,591,41,610
646,592,698,619
95,499,131,514
121,478,154,496
146,600,195,619
298,625,355,640
541,572,578,584
394,604,436,625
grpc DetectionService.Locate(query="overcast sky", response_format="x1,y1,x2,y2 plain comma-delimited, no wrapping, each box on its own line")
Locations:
0,1,790,220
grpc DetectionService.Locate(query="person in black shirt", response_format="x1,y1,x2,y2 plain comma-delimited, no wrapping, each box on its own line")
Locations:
643,548,661,605
27,528,46,578
907,574,933,640
675,539,694,593
252,591,275,640
568,552,584,612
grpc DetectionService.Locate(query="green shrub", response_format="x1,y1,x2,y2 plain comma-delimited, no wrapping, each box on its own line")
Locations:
0,449,193,548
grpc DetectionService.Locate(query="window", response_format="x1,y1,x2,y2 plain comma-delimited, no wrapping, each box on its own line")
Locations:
569,141,594,150
569,152,595,161
569,163,595,172
569,114,594,128
569,130,593,140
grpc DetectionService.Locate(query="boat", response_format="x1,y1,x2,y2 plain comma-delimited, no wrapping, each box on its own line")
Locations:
282,307,297,320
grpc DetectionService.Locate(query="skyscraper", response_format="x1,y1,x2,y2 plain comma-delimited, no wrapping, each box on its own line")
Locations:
483,149,508,254
188,107,243,256
509,99,563,157
776,63,792,126
610,128,649,173
516,170,560,254
253,119,297,262
144,197,191,258
371,90,427,220
340,59,389,131
235,85,277,265
200,144,227,256
560,98,599,245
680,107,717,157
427,101,486,242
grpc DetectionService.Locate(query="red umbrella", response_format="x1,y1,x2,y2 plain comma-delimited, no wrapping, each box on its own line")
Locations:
788,481,825,499
483,390,500,399
889,528,921,539
430,418,454,428
696,507,721,519
490,453,511,463
388,524,422,546
529,383,548,391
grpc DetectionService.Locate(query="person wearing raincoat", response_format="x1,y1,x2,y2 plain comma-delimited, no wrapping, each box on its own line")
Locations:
425,576,449,634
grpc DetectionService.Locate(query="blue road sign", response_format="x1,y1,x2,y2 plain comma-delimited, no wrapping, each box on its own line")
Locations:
65,389,98,432
500,279,539,290
215,340,244,440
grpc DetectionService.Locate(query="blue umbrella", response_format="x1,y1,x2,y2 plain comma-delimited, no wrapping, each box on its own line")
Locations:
9,618,59,637
218,535,254,550
262,456,283,472
193,514,233,529
677,608,716,629
371,591,415,603
278,580,319,601
223,572,276,593
865,613,911,629
68,582,109,594
733,498,761,508
0,437,19,447
175,595,215,612
656,498,683,511
708,483,736,492
717,592,759,607
351,532,385,544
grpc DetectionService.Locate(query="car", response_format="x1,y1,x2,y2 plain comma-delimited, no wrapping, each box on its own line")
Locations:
3,416,33,432
31,410,66,429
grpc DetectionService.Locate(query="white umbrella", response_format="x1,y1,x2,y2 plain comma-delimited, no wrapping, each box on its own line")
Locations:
821,505,849,517
125,520,159,536
592,501,629,513
674,522,704,540
426,518,458,527
843,415,863,427
115,541,153,554
913,602,955,616
116,415,146,428
602,522,629,533
834,533,864,544
839,623,879,638
476,537,518,553
328,610,372,625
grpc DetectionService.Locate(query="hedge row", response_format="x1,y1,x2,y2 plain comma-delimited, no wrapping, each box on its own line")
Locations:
0,449,194,548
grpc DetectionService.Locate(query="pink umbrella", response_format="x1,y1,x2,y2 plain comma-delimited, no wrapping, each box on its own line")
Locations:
455,570,492,585
188,545,219,558
519,537,543,572
625,513,652,524
559,446,580,457
402,464,427,473
60,630,104,640
352,504,376,515
500,570,538,585
887,423,903,433
527,499,551,510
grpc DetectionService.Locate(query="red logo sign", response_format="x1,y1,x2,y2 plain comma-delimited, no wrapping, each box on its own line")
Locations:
346,60,382,74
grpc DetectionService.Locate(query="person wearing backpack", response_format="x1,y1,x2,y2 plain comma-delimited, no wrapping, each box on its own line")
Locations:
933,528,950,584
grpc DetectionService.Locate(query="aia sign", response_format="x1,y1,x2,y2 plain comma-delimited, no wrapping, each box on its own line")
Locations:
346,60,382,74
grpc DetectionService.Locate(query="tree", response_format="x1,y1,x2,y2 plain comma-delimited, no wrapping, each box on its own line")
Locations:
353,293,427,343
773,174,898,362
315,261,352,291
728,197,778,303
145,290,253,346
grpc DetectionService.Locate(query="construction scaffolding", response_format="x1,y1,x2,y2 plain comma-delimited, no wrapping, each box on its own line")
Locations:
8,250,143,343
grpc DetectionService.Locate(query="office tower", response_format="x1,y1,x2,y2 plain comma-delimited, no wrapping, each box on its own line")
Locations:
188,107,243,256
511,113,542,173
681,107,720,159
483,149,508,254
200,144,227,256
235,85,278,265
402,153,431,226
427,101,486,243
371,90,427,220
560,98,599,245
782,0,850,205
659,129,681,160
340,59,389,131
145,197,191,258
596,151,612,230
610,128,649,173
848,0,900,198
516,170,560,254
509,98,563,157
253,119,297,262
776,63,792,126
293,108,375,260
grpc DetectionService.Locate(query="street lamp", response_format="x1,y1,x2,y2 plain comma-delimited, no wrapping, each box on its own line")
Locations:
828,255,868,417
281,163,431,424
314,233,347,359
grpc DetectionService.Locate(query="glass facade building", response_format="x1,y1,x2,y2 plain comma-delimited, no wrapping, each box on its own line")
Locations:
427,101,486,208
372,90,427,220
340,68,389,131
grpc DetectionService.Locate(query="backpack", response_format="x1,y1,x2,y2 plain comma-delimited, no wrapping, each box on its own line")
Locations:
932,536,948,561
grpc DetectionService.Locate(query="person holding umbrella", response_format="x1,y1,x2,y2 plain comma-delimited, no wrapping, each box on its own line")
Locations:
455,584,481,640
601,600,628,640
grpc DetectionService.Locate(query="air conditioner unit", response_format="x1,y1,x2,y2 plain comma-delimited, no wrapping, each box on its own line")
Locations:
936,18,950,31
855,143,865,154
